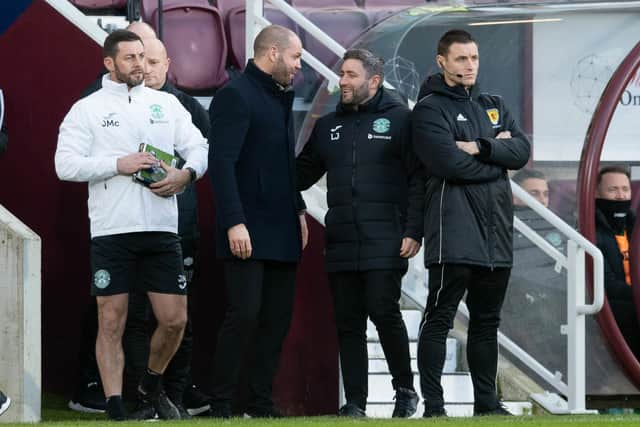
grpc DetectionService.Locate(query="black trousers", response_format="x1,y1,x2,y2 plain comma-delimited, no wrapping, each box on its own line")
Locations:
210,259,297,411
417,264,510,413
330,269,413,410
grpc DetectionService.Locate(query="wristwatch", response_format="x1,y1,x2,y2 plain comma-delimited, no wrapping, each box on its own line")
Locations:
186,167,197,183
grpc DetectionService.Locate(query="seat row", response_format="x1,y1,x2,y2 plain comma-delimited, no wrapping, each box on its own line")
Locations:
70,0,427,92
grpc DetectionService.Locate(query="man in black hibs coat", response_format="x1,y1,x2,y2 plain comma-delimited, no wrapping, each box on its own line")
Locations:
296,49,423,418
208,25,307,418
412,30,530,417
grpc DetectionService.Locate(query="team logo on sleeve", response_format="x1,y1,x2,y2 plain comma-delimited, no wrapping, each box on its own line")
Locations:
178,274,187,290
330,125,342,141
486,108,500,125
372,118,391,133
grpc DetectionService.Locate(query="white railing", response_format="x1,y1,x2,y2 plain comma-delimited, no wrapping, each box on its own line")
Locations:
245,0,398,93
509,182,604,414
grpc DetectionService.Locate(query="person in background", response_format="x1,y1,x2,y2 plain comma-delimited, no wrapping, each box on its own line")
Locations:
595,166,639,358
502,168,567,377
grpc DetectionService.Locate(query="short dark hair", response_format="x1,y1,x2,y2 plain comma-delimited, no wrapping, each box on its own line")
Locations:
437,29,476,56
343,48,385,82
512,168,547,185
103,29,143,59
597,165,630,185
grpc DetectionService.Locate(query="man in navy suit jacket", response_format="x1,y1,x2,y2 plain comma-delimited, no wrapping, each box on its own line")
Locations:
208,24,307,418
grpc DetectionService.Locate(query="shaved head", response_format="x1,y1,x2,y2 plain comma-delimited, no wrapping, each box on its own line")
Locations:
145,38,167,60
253,24,298,58
144,38,170,89
126,21,157,41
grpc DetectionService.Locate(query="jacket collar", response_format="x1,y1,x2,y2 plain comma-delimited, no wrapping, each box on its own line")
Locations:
102,74,146,98
160,80,179,96
245,59,293,95
417,73,480,101
335,87,405,116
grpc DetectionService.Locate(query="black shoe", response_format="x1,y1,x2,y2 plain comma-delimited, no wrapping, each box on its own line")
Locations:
150,390,181,420
183,385,211,416
206,401,231,419
338,403,366,417
244,406,284,418
392,387,418,418
423,406,447,418
128,403,157,421
175,403,192,420
0,390,11,417
68,381,106,413
475,404,512,416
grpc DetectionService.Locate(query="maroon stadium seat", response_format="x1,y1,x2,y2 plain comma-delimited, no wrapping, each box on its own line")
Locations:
140,0,211,23
225,6,298,70
302,8,371,67
214,0,245,16
290,0,357,8
151,2,229,91
70,0,127,8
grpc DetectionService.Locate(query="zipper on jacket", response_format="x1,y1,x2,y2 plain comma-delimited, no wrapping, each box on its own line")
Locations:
128,95,131,104
352,119,360,269
438,180,446,264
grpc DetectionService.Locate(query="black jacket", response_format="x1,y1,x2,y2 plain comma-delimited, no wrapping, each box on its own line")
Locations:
161,81,210,244
412,74,530,268
596,208,636,302
297,88,424,272
209,60,302,262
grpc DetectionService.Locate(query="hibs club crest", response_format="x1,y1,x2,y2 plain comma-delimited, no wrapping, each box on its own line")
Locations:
372,118,390,133
94,269,111,289
150,104,164,120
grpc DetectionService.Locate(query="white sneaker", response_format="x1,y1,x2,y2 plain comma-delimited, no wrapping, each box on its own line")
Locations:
0,390,11,417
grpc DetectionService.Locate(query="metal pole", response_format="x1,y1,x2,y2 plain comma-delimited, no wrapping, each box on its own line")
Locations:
245,0,263,67
157,0,163,40
566,241,596,414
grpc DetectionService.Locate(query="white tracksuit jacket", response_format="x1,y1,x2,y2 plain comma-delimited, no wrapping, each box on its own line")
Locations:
55,75,209,238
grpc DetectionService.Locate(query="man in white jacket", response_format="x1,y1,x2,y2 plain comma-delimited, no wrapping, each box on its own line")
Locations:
55,29,208,421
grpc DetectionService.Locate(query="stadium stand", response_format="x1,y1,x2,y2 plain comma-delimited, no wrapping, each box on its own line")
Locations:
225,5,298,69
141,1,230,91
290,0,358,8
69,0,127,8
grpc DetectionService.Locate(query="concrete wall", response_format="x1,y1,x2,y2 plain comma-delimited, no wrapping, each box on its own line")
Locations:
0,204,41,423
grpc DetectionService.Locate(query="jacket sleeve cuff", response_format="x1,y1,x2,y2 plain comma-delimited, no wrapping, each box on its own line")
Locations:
403,228,423,242
476,138,492,161
221,212,247,231
296,192,307,214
